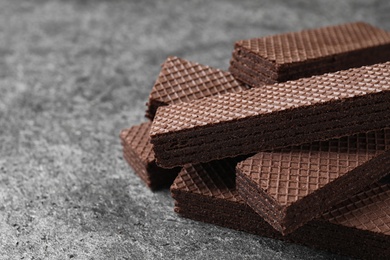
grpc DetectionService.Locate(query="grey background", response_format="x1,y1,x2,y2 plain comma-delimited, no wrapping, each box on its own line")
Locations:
0,0,389,259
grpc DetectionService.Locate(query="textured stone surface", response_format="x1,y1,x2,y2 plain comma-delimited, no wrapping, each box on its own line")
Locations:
0,0,389,259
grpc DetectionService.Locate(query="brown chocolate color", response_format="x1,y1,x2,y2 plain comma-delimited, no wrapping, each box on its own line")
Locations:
236,129,390,235
120,122,180,190
150,62,390,168
146,56,248,119
171,160,390,259
230,22,390,87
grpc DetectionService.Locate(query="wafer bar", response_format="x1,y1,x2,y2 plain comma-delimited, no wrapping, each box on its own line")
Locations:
236,129,390,235
123,57,248,188
171,160,390,259
146,56,248,119
229,22,390,87
120,122,180,190
151,62,390,168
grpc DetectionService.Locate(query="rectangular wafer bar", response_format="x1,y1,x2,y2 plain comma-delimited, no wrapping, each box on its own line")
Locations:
123,57,248,188
150,62,390,168
146,56,248,119
236,129,390,235
171,160,390,259
229,22,390,87
120,122,180,190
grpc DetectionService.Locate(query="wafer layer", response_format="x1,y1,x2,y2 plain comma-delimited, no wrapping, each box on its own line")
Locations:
146,56,248,119
171,161,390,259
229,22,390,87
151,62,390,168
120,122,180,190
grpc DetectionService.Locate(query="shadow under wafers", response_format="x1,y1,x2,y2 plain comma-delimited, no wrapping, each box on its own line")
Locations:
146,56,249,120
120,122,180,190
171,159,390,259
236,129,390,235
151,62,390,168
229,22,390,87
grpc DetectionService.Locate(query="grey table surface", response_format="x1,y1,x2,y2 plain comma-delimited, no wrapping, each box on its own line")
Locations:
0,0,389,259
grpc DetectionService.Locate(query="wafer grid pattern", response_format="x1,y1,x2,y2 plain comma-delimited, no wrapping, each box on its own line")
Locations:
323,183,390,235
173,159,390,235
171,160,241,203
230,58,277,84
151,62,390,135
229,63,276,89
121,122,181,189
122,146,151,185
238,129,390,206
175,188,390,259
237,22,390,64
230,54,278,81
121,122,155,163
148,56,248,106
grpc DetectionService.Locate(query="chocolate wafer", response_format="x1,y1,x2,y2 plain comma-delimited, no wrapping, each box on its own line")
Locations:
236,129,390,235
151,62,390,168
120,122,180,190
122,56,250,188
171,160,390,259
146,56,248,120
230,22,390,87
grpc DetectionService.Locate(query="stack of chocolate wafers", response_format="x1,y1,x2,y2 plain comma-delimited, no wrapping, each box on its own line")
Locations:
120,22,390,259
